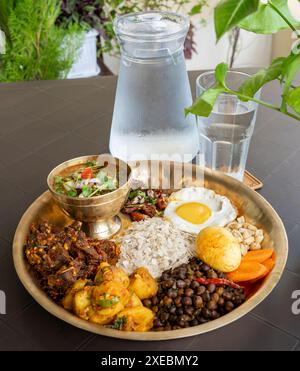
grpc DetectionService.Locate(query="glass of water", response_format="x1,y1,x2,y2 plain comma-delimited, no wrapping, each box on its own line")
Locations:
196,71,260,181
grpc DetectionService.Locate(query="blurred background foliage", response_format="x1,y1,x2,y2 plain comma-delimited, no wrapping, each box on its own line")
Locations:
0,0,207,81
0,0,81,82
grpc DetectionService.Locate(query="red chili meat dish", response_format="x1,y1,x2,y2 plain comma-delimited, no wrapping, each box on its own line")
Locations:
25,221,119,302
122,189,169,221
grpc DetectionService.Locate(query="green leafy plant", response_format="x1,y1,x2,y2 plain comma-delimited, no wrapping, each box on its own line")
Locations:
186,0,300,123
57,0,104,31
0,0,82,82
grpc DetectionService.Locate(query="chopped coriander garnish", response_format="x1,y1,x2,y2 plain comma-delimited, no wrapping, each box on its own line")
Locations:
81,185,93,198
111,316,126,330
99,294,120,308
128,190,147,200
67,189,77,197
86,160,97,167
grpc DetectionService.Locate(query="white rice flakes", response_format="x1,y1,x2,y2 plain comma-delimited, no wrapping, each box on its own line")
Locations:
116,217,195,278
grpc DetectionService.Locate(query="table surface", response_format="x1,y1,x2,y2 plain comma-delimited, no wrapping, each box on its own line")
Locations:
0,71,300,351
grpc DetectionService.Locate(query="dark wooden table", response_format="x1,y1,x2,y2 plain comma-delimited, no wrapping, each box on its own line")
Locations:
0,71,299,351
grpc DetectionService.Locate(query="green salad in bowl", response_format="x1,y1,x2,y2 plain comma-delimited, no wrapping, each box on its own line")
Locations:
54,160,118,198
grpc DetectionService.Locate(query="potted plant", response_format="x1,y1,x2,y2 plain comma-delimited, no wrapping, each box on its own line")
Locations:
186,0,300,124
0,0,81,82
57,0,105,78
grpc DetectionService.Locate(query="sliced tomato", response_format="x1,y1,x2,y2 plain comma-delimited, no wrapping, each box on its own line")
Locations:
130,212,146,222
81,167,93,179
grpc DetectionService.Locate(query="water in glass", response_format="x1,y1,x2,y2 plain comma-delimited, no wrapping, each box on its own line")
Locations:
110,12,199,162
197,72,259,180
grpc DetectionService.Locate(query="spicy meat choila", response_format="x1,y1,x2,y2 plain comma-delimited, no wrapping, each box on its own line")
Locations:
25,221,119,302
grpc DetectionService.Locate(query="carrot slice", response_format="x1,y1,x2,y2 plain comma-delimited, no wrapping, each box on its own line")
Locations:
262,257,275,272
242,248,274,263
248,258,276,283
227,261,268,282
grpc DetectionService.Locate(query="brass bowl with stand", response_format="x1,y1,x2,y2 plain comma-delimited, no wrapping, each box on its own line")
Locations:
47,154,131,239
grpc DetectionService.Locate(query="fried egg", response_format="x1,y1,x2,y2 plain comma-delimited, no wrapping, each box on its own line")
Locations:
164,187,237,234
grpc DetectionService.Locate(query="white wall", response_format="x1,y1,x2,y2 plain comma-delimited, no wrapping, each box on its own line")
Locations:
186,18,272,71
272,29,292,58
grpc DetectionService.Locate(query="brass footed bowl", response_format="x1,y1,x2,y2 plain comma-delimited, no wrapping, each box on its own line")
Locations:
14,160,288,341
47,155,131,239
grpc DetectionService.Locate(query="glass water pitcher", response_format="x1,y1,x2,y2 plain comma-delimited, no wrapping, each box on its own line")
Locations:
109,11,199,162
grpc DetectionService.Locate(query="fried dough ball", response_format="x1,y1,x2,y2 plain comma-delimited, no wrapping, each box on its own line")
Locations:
94,262,129,287
129,267,158,300
115,306,154,332
196,226,241,272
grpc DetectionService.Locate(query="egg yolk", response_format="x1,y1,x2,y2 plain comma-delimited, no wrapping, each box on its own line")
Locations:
176,202,212,224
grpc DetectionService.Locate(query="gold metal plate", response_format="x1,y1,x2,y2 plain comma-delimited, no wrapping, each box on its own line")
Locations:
13,161,287,341
244,170,263,190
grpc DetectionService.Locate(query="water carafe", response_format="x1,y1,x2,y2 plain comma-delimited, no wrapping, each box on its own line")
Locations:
109,11,199,162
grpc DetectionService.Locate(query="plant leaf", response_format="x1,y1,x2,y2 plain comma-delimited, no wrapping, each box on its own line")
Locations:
185,86,225,117
215,62,228,87
281,53,300,111
189,3,206,16
239,0,300,34
214,0,259,41
286,86,300,115
0,0,15,41
238,57,285,99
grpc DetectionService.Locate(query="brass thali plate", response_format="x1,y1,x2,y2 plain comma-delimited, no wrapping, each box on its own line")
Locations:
13,161,288,341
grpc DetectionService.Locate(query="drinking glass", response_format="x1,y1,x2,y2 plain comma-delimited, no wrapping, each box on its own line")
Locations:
196,71,260,181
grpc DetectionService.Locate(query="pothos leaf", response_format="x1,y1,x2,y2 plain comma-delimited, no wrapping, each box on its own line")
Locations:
238,57,285,99
215,62,229,87
239,0,300,34
281,53,300,112
189,3,206,16
214,0,259,41
185,86,225,117
286,86,300,115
